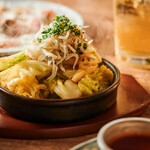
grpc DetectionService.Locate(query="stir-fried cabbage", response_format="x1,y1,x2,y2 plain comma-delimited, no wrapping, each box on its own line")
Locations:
0,15,114,99
0,60,51,98
78,65,114,96
54,80,82,99
0,51,26,71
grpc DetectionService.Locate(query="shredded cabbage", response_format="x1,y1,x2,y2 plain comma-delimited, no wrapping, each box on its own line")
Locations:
0,51,26,71
0,15,114,99
0,60,51,98
54,80,82,99
78,65,114,96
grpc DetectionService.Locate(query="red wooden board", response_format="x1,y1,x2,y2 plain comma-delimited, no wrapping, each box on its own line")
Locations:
0,74,150,139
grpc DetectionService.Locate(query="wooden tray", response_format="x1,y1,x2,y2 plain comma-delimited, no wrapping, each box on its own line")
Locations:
0,74,150,139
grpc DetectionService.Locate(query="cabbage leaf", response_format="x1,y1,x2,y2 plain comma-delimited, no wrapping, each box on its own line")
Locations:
78,65,114,96
0,51,26,71
0,60,51,98
54,80,82,99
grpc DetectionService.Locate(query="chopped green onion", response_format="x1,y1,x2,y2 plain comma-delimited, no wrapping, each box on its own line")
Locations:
64,26,69,31
42,31,48,34
55,16,59,21
78,43,82,47
37,15,82,42
83,43,87,50
73,24,77,28
42,34,48,39
37,38,42,42
77,48,83,55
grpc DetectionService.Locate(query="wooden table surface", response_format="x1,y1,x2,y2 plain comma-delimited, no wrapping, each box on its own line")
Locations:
0,0,150,149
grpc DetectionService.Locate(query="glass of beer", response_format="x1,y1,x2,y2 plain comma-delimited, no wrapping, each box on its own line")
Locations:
114,0,150,68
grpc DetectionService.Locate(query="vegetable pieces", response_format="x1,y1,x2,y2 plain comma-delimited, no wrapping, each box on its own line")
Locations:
0,60,51,98
42,64,114,99
78,65,114,96
0,15,114,99
54,80,82,99
0,51,26,71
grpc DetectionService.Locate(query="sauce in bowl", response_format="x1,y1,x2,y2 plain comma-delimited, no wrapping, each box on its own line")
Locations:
97,118,150,150
108,133,150,150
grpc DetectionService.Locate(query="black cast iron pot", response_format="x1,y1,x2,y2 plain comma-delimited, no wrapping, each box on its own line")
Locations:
0,59,120,123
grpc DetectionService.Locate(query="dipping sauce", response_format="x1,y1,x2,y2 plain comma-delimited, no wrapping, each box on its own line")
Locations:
108,133,150,150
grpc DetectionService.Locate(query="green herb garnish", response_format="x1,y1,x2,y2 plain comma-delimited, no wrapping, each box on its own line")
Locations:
37,15,81,42
37,38,42,43
42,34,48,39
83,43,87,50
81,58,84,61
77,48,83,55
78,43,82,47
72,24,77,28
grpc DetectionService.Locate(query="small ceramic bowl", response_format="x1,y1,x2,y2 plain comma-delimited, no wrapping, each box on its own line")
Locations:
0,59,120,123
97,117,150,150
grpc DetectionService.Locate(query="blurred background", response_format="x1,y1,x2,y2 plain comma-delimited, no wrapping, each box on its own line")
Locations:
0,0,150,150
